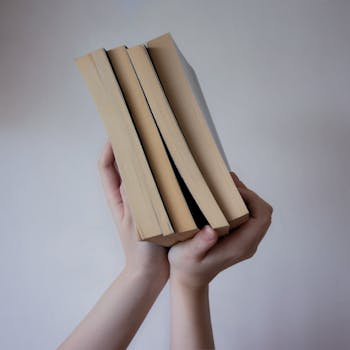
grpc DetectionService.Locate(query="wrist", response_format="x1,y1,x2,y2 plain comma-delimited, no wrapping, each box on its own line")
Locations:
170,271,209,294
123,263,169,287
170,274,214,350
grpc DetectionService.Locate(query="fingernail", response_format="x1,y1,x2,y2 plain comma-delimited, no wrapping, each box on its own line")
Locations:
202,225,216,241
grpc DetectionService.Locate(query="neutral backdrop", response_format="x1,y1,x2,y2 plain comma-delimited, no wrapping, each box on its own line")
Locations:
1,1,349,349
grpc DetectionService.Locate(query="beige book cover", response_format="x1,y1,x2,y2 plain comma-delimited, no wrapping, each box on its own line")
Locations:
128,45,230,236
107,46,197,241
147,33,249,228
75,49,177,246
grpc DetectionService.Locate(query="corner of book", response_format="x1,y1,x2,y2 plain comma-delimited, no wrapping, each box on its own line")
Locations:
74,54,87,67
214,224,230,236
174,228,199,242
74,48,107,69
143,234,178,247
229,213,250,230
147,32,173,45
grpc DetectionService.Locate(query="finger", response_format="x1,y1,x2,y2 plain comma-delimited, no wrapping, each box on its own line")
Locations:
207,213,270,267
230,171,247,189
237,187,272,238
183,226,218,260
207,191,272,266
119,183,133,221
99,141,124,216
230,172,273,215
206,220,258,268
238,187,271,219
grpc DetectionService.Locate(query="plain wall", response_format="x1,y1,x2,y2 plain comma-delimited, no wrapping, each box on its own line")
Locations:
1,0,349,349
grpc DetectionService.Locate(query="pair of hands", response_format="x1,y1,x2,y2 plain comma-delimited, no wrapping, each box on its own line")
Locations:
99,142,273,290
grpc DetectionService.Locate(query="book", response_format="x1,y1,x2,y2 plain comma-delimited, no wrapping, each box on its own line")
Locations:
127,45,230,236
75,33,249,246
75,49,177,247
107,46,197,241
147,33,249,228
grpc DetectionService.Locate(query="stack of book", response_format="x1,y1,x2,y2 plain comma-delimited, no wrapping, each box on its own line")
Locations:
76,33,249,247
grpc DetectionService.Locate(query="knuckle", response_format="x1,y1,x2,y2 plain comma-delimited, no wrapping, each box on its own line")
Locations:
223,251,239,267
225,244,258,266
243,245,257,260
268,204,273,214
267,214,273,224
236,245,257,262
261,213,272,228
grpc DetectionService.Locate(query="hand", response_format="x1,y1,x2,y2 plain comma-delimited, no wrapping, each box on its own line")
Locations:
99,141,169,280
168,171,273,290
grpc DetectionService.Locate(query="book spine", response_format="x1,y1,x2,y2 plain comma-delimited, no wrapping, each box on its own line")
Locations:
128,45,229,235
107,46,197,240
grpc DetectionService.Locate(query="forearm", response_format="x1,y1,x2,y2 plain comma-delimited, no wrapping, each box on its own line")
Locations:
58,267,167,350
170,279,214,350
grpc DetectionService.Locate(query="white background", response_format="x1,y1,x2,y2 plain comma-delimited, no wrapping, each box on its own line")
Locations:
1,1,349,349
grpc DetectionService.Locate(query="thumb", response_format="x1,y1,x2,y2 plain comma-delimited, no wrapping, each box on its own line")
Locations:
185,225,218,260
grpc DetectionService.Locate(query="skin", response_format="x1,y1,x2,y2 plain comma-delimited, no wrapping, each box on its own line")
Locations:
58,142,170,350
168,172,273,349
58,142,273,350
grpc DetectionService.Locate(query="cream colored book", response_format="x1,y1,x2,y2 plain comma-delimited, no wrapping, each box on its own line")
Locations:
107,46,197,241
128,45,230,236
147,33,249,228
75,49,177,247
